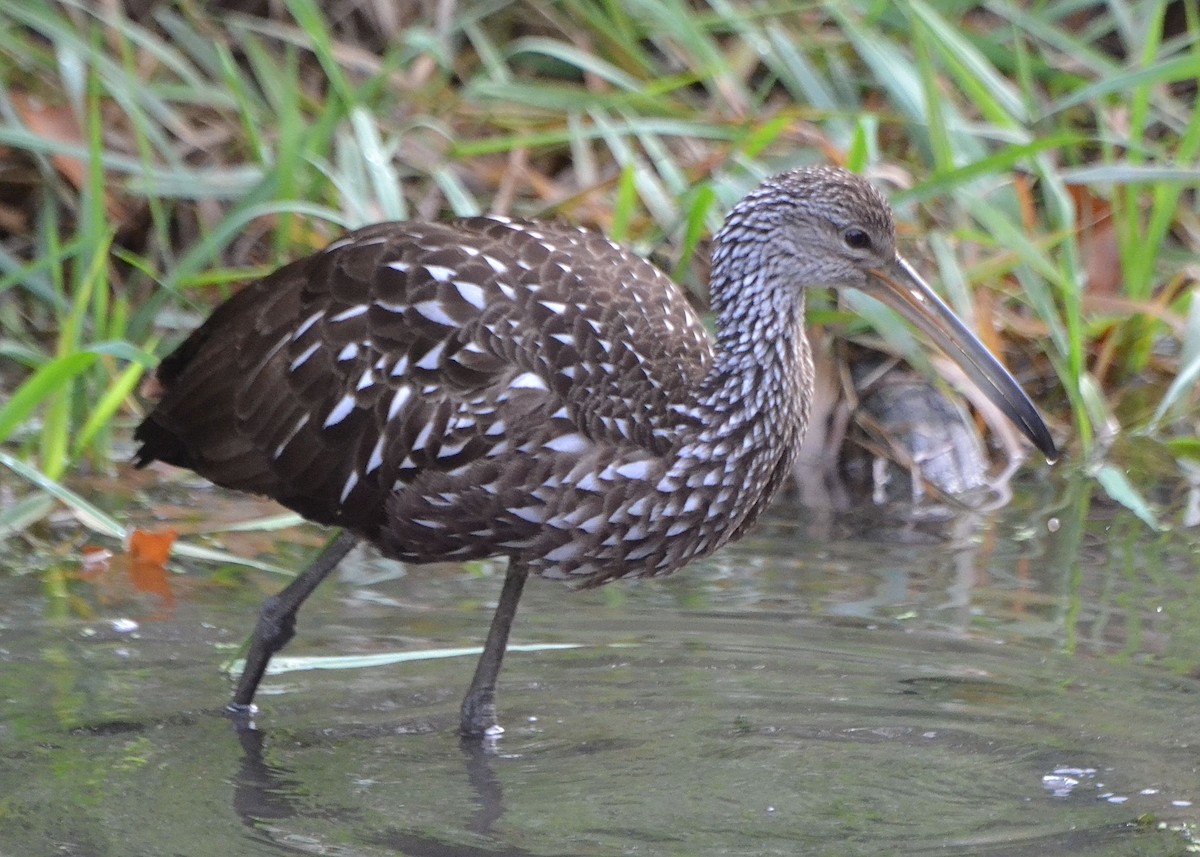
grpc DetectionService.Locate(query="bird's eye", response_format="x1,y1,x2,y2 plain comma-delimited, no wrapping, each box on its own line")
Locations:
843,228,872,250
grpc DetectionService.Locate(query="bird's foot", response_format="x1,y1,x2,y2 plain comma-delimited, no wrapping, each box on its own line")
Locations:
459,695,504,740
225,701,260,732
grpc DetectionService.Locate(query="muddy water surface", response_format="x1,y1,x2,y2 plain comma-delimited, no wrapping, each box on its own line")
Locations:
1,472,1198,856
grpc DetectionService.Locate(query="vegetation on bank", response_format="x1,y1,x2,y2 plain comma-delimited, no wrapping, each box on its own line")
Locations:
1,0,1198,541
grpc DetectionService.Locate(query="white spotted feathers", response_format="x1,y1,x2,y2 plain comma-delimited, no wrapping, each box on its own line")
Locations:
134,170,881,583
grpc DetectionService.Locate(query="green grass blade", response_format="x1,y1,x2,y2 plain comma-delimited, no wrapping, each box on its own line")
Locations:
1095,464,1163,531
71,358,150,459
0,352,97,444
0,450,126,539
0,493,57,539
241,642,602,677
169,541,295,575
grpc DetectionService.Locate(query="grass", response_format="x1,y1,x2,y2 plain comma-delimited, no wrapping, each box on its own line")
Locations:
1,0,1198,543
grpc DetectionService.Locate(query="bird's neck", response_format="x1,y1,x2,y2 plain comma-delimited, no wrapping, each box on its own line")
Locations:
678,240,814,544
702,255,813,456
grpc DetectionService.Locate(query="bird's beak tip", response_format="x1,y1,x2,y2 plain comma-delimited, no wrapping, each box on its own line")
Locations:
861,260,1058,468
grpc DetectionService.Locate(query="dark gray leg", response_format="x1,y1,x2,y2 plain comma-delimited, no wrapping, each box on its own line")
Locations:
460,561,529,738
228,530,359,715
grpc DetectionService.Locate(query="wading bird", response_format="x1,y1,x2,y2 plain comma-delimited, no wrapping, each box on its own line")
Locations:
135,166,1056,737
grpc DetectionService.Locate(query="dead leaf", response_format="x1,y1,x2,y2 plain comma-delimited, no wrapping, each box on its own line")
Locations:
129,526,178,566
76,528,178,617
1067,183,1121,297
10,91,132,225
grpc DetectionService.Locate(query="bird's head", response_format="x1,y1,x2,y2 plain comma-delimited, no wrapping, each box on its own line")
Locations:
717,165,899,294
711,165,1057,461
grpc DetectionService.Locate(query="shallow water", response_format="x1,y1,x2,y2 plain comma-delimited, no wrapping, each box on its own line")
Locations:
1,472,1198,856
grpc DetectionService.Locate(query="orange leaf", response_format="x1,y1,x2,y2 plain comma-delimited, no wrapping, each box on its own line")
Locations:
128,527,178,605
128,527,178,565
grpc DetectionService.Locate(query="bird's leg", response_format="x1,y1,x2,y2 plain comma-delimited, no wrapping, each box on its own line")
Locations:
460,560,529,738
227,530,359,720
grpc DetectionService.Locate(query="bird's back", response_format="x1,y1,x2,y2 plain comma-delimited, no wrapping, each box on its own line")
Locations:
136,216,719,578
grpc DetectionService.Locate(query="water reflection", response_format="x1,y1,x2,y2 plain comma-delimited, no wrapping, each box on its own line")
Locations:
230,715,520,853
233,728,306,832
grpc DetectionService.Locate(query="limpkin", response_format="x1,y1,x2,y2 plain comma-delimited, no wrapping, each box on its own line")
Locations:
135,166,1056,737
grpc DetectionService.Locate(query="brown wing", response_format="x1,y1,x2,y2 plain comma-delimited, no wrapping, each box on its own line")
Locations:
135,217,713,548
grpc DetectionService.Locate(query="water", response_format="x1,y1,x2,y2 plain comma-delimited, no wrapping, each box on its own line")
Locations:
1,473,1197,856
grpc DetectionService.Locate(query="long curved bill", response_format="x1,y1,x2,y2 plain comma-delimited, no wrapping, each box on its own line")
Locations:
860,254,1058,462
